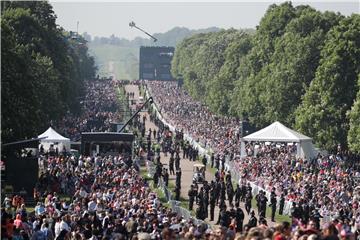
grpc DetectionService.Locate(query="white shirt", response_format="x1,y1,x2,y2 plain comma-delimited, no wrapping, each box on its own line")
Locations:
60,220,70,232
88,200,97,212
54,222,61,237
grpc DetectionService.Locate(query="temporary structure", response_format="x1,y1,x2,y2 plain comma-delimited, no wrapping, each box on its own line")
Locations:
240,121,316,159
38,127,70,153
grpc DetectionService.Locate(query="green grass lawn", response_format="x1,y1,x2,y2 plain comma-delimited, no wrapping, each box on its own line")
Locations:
250,198,291,223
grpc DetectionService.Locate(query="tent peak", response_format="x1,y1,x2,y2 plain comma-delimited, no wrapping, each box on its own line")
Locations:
38,127,70,141
242,121,312,142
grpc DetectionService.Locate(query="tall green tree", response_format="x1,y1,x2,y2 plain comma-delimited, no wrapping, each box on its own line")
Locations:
230,2,298,127
347,75,360,153
295,14,360,150
207,34,252,115
255,7,343,126
171,32,213,98
1,1,96,142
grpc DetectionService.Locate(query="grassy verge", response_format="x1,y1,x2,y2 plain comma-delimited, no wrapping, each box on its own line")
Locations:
250,198,291,223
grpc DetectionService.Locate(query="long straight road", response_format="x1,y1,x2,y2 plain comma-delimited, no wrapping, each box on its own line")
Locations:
124,84,277,227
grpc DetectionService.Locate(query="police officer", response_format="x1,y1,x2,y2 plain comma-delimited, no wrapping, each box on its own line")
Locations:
175,153,180,170
175,168,181,189
153,172,159,187
235,184,241,208
209,189,216,221
236,207,245,233
248,210,257,228
169,155,175,175
270,189,277,222
245,192,252,215
227,182,234,206
162,168,169,187
217,205,227,226
202,155,207,167
174,186,180,201
210,153,214,168
182,142,187,159
259,192,268,219
188,185,196,211
279,193,285,215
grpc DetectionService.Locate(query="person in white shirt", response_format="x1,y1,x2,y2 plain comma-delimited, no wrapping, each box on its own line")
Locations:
54,217,61,238
88,198,97,212
60,216,70,233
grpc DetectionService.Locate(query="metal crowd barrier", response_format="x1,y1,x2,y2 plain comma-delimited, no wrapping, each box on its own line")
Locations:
145,160,212,228
169,200,211,228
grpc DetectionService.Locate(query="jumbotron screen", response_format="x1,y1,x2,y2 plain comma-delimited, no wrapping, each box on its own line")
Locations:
139,46,174,81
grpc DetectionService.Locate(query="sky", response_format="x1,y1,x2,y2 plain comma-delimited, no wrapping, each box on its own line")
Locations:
50,1,360,40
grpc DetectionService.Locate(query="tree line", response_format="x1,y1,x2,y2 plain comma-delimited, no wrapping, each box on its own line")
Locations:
1,1,97,143
86,27,224,48
171,2,360,153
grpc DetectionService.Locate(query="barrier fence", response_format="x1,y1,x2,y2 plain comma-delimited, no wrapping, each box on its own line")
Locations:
145,160,212,228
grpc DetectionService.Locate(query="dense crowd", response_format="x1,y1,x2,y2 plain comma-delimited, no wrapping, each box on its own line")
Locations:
2,79,360,240
146,80,360,238
2,152,221,240
146,81,241,156
57,79,122,141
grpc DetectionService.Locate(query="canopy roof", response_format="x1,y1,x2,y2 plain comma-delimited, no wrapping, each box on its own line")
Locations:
38,127,70,142
242,121,312,142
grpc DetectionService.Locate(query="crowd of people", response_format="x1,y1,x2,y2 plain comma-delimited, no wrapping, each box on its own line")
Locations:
2,80,245,240
146,81,241,156
146,80,360,238
57,79,123,141
2,78,360,240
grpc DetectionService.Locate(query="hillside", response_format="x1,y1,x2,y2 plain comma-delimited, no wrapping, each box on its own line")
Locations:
87,27,226,79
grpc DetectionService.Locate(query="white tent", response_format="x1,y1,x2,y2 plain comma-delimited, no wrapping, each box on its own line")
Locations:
240,121,316,159
38,127,70,153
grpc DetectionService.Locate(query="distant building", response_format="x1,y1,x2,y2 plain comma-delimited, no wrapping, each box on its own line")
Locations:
139,46,174,81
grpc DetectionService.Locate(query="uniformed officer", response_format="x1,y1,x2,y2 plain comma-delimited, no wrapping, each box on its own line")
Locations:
270,189,277,222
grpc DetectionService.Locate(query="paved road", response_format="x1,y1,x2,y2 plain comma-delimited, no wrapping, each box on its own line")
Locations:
108,61,116,80
124,84,277,227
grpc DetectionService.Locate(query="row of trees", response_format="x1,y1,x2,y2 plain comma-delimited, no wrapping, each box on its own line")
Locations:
1,1,97,143
171,2,360,152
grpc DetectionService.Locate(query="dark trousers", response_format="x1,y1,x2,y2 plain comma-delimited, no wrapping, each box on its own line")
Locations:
245,203,251,214
271,206,276,221
279,204,284,215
